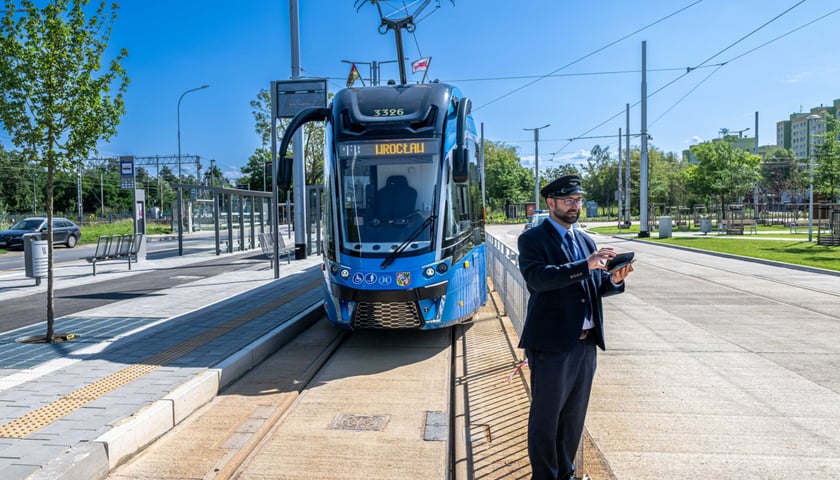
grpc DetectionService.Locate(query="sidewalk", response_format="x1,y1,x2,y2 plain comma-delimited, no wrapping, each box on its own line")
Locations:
0,246,324,480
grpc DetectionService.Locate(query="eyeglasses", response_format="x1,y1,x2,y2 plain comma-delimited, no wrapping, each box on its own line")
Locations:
550,197,584,206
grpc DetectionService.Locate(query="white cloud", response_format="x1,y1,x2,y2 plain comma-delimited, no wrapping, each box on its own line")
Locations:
783,71,815,84
689,136,703,145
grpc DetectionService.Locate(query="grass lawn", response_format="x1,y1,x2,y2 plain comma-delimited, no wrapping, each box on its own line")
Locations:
588,224,839,273
80,220,171,244
649,237,838,272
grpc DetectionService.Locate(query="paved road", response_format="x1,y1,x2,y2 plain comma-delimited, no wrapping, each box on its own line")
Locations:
0,233,219,272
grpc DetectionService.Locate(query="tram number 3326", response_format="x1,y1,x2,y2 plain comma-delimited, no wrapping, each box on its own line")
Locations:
372,108,404,117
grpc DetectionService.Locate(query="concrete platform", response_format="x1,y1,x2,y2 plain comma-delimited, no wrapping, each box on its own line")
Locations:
0,249,324,480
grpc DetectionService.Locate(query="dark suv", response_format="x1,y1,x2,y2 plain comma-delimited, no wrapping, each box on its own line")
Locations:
0,217,82,250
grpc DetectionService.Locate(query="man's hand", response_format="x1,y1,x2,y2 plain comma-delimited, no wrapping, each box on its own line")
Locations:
587,247,615,271
610,263,634,283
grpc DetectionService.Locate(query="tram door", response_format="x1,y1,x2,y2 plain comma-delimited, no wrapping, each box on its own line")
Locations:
305,185,324,255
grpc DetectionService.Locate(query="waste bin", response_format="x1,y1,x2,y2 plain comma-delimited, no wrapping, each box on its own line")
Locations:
585,201,599,218
659,216,673,239
23,233,48,285
700,218,712,234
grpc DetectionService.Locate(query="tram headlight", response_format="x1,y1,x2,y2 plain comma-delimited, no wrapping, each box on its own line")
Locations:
436,263,448,274
423,267,436,278
340,268,350,279
330,264,339,275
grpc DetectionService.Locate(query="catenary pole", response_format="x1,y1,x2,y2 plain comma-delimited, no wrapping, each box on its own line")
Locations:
524,124,550,211
618,128,623,228
639,41,650,238
290,0,307,259
625,103,631,226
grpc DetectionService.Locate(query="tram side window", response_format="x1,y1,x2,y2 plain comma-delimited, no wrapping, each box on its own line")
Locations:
444,157,471,240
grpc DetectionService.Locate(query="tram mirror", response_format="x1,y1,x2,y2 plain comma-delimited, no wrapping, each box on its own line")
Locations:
452,97,471,183
277,157,293,190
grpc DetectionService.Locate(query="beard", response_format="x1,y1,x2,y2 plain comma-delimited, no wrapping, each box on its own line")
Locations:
555,209,580,225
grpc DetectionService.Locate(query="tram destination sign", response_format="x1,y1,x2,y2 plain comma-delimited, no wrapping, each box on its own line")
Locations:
274,79,327,119
338,139,439,159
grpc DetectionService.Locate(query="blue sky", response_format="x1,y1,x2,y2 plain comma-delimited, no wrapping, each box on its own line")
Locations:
5,0,840,181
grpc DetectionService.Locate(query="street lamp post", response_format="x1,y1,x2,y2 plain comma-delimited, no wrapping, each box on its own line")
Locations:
806,114,821,242
524,124,550,211
176,85,209,256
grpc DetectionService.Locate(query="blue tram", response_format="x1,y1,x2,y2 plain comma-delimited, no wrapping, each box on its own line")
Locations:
278,82,486,329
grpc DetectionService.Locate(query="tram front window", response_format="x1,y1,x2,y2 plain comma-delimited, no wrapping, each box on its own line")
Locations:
337,141,439,255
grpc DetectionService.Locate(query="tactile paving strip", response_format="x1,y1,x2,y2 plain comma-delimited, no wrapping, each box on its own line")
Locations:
0,277,320,439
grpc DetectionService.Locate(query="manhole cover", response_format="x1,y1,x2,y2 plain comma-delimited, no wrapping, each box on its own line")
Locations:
328,414,390,432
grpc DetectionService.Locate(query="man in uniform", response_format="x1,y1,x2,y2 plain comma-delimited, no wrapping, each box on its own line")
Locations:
517,174,634,479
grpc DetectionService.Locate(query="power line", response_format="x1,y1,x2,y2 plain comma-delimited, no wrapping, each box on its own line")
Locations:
724,5,840,66
473,0,705,112
443,65,723,83
650,64,725,127
691,0,807,70
547,1,831,158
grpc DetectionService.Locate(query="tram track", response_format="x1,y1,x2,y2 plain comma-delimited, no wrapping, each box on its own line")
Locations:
108,316,462,480
104,262,537,479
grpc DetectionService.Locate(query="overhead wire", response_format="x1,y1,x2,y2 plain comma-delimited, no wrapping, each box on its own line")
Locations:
444,65,723,83
546,0,820,160
473,0,706,112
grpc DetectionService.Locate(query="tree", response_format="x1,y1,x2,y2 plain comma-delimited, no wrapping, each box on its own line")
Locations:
581,145,614,213
686,141,760,216
0,0,128,342
759,147,800,203
250,88,327,192
483,141,533,210
0,146,38,213
204,163,226,188
240,148,271,191
814,113,840,202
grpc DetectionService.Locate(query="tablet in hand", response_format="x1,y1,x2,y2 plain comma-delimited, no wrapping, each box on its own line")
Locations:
606,252,635,273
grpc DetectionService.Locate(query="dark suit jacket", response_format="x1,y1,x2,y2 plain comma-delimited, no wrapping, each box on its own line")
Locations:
517,219,624,352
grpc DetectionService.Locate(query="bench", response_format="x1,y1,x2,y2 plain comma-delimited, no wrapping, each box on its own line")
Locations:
86,234,145,275
719,221,757,235
788,220,831,234
258,232,294,264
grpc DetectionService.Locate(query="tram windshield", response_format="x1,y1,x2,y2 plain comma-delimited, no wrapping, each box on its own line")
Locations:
336,139,440,256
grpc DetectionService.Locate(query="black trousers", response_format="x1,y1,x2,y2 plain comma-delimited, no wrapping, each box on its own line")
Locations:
526,340,597,480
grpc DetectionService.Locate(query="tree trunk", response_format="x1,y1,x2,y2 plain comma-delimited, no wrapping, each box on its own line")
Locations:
46,162,55,343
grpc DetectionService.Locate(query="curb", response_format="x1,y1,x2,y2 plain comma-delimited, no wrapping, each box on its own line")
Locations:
28,302,325,480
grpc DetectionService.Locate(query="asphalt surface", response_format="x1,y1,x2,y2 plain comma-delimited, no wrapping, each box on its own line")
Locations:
0,252,268,333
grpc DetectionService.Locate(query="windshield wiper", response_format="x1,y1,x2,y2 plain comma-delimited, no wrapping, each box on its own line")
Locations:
380,215,436,270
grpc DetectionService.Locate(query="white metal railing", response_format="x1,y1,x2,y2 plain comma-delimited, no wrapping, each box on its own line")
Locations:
485,233,526,336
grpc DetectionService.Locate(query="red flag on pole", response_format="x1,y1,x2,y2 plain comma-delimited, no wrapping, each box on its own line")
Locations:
411,57,431,73
346,63,363,88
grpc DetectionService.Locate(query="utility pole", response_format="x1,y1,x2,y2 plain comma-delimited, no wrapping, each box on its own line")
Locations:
524,124,550,211
639,41,650,238
806,113,821,242
618,128,623,228
625,103,631,226
754,112,760,221
290,0,307,260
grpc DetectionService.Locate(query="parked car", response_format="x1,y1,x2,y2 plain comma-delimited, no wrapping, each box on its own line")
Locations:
0,217,82,250
523,211,550,231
